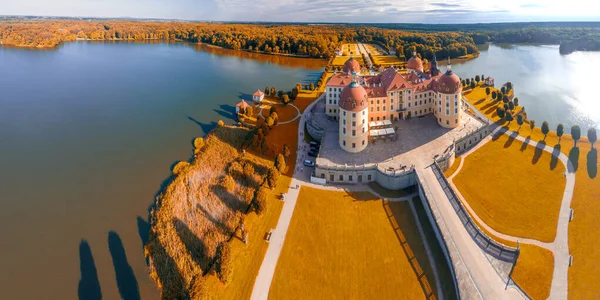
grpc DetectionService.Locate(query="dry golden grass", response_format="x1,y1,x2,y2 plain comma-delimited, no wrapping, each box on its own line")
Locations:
269,187,438,300
259,103,299,122
512,244,554,300
444,156,462,178
373,55,403,66
331,55,364,66
453,133,566,242
465,84,600,296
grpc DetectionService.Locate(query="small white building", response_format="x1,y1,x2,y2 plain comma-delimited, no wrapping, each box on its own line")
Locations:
335,48,342,56
485,77,495,86
389,48,396,55
252,89,265,103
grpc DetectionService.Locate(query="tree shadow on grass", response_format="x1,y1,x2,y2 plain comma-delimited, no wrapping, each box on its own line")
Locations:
145,232,188,299
520,136,530,152
504,131,517,148
213,104,236,120
550,144,561,171
173,218,214,275
78,240,102,300
568,147,580,172
532,141,546,165
237,92,253,102
108,231,140,300
587,148,598,179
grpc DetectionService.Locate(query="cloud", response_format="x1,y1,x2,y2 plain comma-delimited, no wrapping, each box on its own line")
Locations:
430,2,462,8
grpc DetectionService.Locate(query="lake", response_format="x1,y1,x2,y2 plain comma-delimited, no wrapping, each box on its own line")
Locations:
452,43,600,132
0,42,324,299
0,40,597,299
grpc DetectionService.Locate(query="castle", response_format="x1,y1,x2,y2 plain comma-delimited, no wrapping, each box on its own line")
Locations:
325,53,463,153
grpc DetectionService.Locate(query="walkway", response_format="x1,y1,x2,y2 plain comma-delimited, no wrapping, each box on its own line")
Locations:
250,94,323,300
446,125,574,299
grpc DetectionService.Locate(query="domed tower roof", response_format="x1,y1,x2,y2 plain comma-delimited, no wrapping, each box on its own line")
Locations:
407,52,423,71
343,57,361,74
339,81,368,112
437,62,462,94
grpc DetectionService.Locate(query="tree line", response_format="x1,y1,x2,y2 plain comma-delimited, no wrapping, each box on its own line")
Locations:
0,19,479,59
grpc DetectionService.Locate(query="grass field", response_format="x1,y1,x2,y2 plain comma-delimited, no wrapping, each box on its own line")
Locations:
511,244,554,300
444,156,462,177
465,82,600,297
331,55,364,67
269,187,440,299
452,133,566,242
366,44,384,55
372,55,403,66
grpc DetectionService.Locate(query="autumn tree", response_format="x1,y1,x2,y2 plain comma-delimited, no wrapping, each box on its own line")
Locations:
219,175,236,192
193,137,204,154
491,91,497,99
266,116,275,128
485,87,490,96
470,81,475,89
505,110,514,124
265,87,270,95
216,242,233,284
254,186,270,215
514,97,519,107
475,75,480,83
310,82,315,91
529,120,536,135
283,144,291,161
496,107,506,119
271,87,276,96
267,166,280,189
282,94,290,105
275,153,286,173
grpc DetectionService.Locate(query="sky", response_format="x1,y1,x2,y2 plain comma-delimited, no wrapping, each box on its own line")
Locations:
2,0,600,23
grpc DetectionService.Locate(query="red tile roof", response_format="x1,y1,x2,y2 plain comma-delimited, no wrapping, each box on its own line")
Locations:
253,90,264,97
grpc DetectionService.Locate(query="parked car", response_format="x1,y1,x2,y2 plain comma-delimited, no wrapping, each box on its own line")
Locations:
310,145,320,151
303,160,315,167
308,151,318,157
309,141,320,147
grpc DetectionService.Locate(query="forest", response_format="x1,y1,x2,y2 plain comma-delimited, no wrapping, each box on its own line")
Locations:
0,19,479,59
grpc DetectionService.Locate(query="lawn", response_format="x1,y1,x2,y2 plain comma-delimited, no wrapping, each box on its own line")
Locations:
444,156,462,178
511,244,554,300
465,82,600,297
259,102,299,123
269,187,439,299
373,55,403,66
331,55,364,66
452,133,566,242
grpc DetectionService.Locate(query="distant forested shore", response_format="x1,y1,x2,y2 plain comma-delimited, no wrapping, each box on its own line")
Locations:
1,19,599,56
0,19,478,59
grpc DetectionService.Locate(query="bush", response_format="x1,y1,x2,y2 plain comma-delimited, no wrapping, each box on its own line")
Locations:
266,116,275,128
243,163,255,180
254,187,270,215
267,166,280,189
269,106,277,115
193,137,205,154
219,175,236,192
189,275,208,300
275,153,286,173
172,161,190,175
216,242,233,284
218,120,225,127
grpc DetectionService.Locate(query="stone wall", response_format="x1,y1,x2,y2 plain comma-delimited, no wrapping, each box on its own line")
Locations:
314,163,416,190
455,123,491,155
431,162,519,262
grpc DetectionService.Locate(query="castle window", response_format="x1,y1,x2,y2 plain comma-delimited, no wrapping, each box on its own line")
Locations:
349,175,353,181
343,128,346,134
343,140,346,146
339,175,343,181
368,174,372,180
383,116,386,120
352,113,356,118
377,117,380,121
362,111,366,115
362,119,365,124
352,130,356,136
352,121,356,126
446,120,449,125
362,140,365,145
343,111,346,116
352,143,356,148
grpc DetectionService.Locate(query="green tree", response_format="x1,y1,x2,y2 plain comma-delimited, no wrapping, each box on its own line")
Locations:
282,94,290,105
508,101,515,111
501,86,506,94
571,125,581,146
310,82,315,91
496,107,506,119
502,95,509,104
491,91,497,99
496,92,503,102
505,110,514,124
529,120,536,135
462,79,466,86
589,127,597,148
475,75,481,83
517,114,524,129
541,121,550,141
470,81,475,89
557,124,564,143
466,78,470,85
485,87,490,96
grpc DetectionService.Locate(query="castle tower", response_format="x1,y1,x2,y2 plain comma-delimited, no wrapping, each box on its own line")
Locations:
338,77,369,153
434,60,463,128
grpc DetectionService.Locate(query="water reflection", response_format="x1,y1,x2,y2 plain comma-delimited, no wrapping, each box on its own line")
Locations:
452,44,600,132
